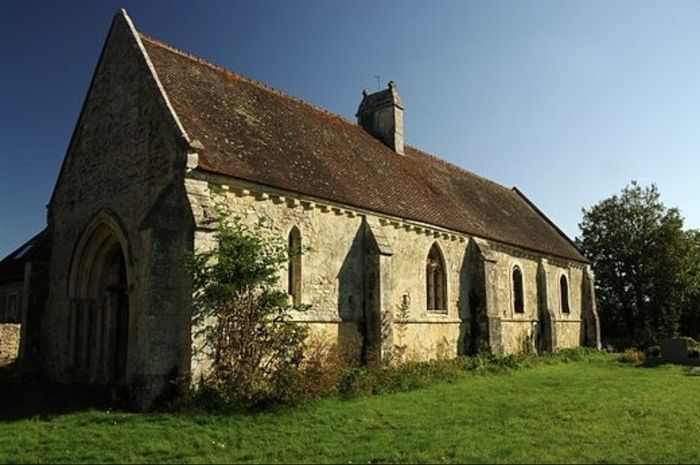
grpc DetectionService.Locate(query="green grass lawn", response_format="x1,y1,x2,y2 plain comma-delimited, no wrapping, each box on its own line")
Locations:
1,355,699,464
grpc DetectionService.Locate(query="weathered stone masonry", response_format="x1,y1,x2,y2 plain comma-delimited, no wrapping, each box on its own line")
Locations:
185,173,599,379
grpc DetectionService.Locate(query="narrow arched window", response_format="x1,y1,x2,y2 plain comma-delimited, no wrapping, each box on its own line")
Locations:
288,226,302,306
560,274,570,314
426,243,447,311
512,266,524,313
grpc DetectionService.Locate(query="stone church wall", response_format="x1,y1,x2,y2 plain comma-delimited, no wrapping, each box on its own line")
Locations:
185,173,590,377
484,246,586,353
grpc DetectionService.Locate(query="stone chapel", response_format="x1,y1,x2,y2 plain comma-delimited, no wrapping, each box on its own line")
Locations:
12,10,600,406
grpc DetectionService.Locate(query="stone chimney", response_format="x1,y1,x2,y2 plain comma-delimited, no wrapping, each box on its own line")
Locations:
356,81,404,155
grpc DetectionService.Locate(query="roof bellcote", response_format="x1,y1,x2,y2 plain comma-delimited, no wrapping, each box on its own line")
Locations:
356,81,404,155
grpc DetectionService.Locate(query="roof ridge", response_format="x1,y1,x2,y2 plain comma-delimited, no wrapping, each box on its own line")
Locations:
138,33,361,129
0,228,46,264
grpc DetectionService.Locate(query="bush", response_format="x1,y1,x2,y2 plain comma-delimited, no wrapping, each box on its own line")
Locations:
173,348,605,411
219,347,598,409
618,348,645,364
273,335,352,404
333,348,602,400
681,337,700,358
646,345,661,357
189,210,308,408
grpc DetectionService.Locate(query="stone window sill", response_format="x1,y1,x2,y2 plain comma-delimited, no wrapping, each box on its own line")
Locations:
426,309,448,315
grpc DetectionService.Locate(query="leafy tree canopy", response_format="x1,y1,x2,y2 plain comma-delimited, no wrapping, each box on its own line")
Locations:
578,181,700,348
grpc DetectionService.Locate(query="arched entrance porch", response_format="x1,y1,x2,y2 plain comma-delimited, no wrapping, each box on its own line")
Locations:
67,214,131,385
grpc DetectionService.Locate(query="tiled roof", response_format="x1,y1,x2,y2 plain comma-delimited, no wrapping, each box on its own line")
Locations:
0,229,46,284
140,34,586,263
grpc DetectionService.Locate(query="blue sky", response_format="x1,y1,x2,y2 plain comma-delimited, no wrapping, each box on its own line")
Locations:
2,0,700,257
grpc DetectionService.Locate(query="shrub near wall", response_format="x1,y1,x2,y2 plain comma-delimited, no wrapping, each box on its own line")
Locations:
188,212,308,409
182,347,603,411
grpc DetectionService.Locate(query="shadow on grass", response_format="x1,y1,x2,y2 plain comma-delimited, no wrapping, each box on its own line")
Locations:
0,363,123,422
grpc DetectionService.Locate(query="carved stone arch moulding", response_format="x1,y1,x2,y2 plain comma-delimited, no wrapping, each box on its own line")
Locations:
67,209,133,299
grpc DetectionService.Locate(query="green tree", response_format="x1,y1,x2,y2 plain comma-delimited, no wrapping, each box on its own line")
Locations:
189,209,307,407
679,229,700,340
578,181,700,348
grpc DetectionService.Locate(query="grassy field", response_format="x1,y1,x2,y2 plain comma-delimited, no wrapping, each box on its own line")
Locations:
1,354,699,463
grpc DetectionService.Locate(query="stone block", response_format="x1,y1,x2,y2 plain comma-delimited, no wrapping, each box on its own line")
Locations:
0,324,20,363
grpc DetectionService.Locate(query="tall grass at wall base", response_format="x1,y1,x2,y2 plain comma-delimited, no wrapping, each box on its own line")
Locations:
179,347,605,412
338,348,604,399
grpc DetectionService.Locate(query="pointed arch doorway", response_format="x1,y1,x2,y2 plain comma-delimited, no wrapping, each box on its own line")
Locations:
68,214,131,385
